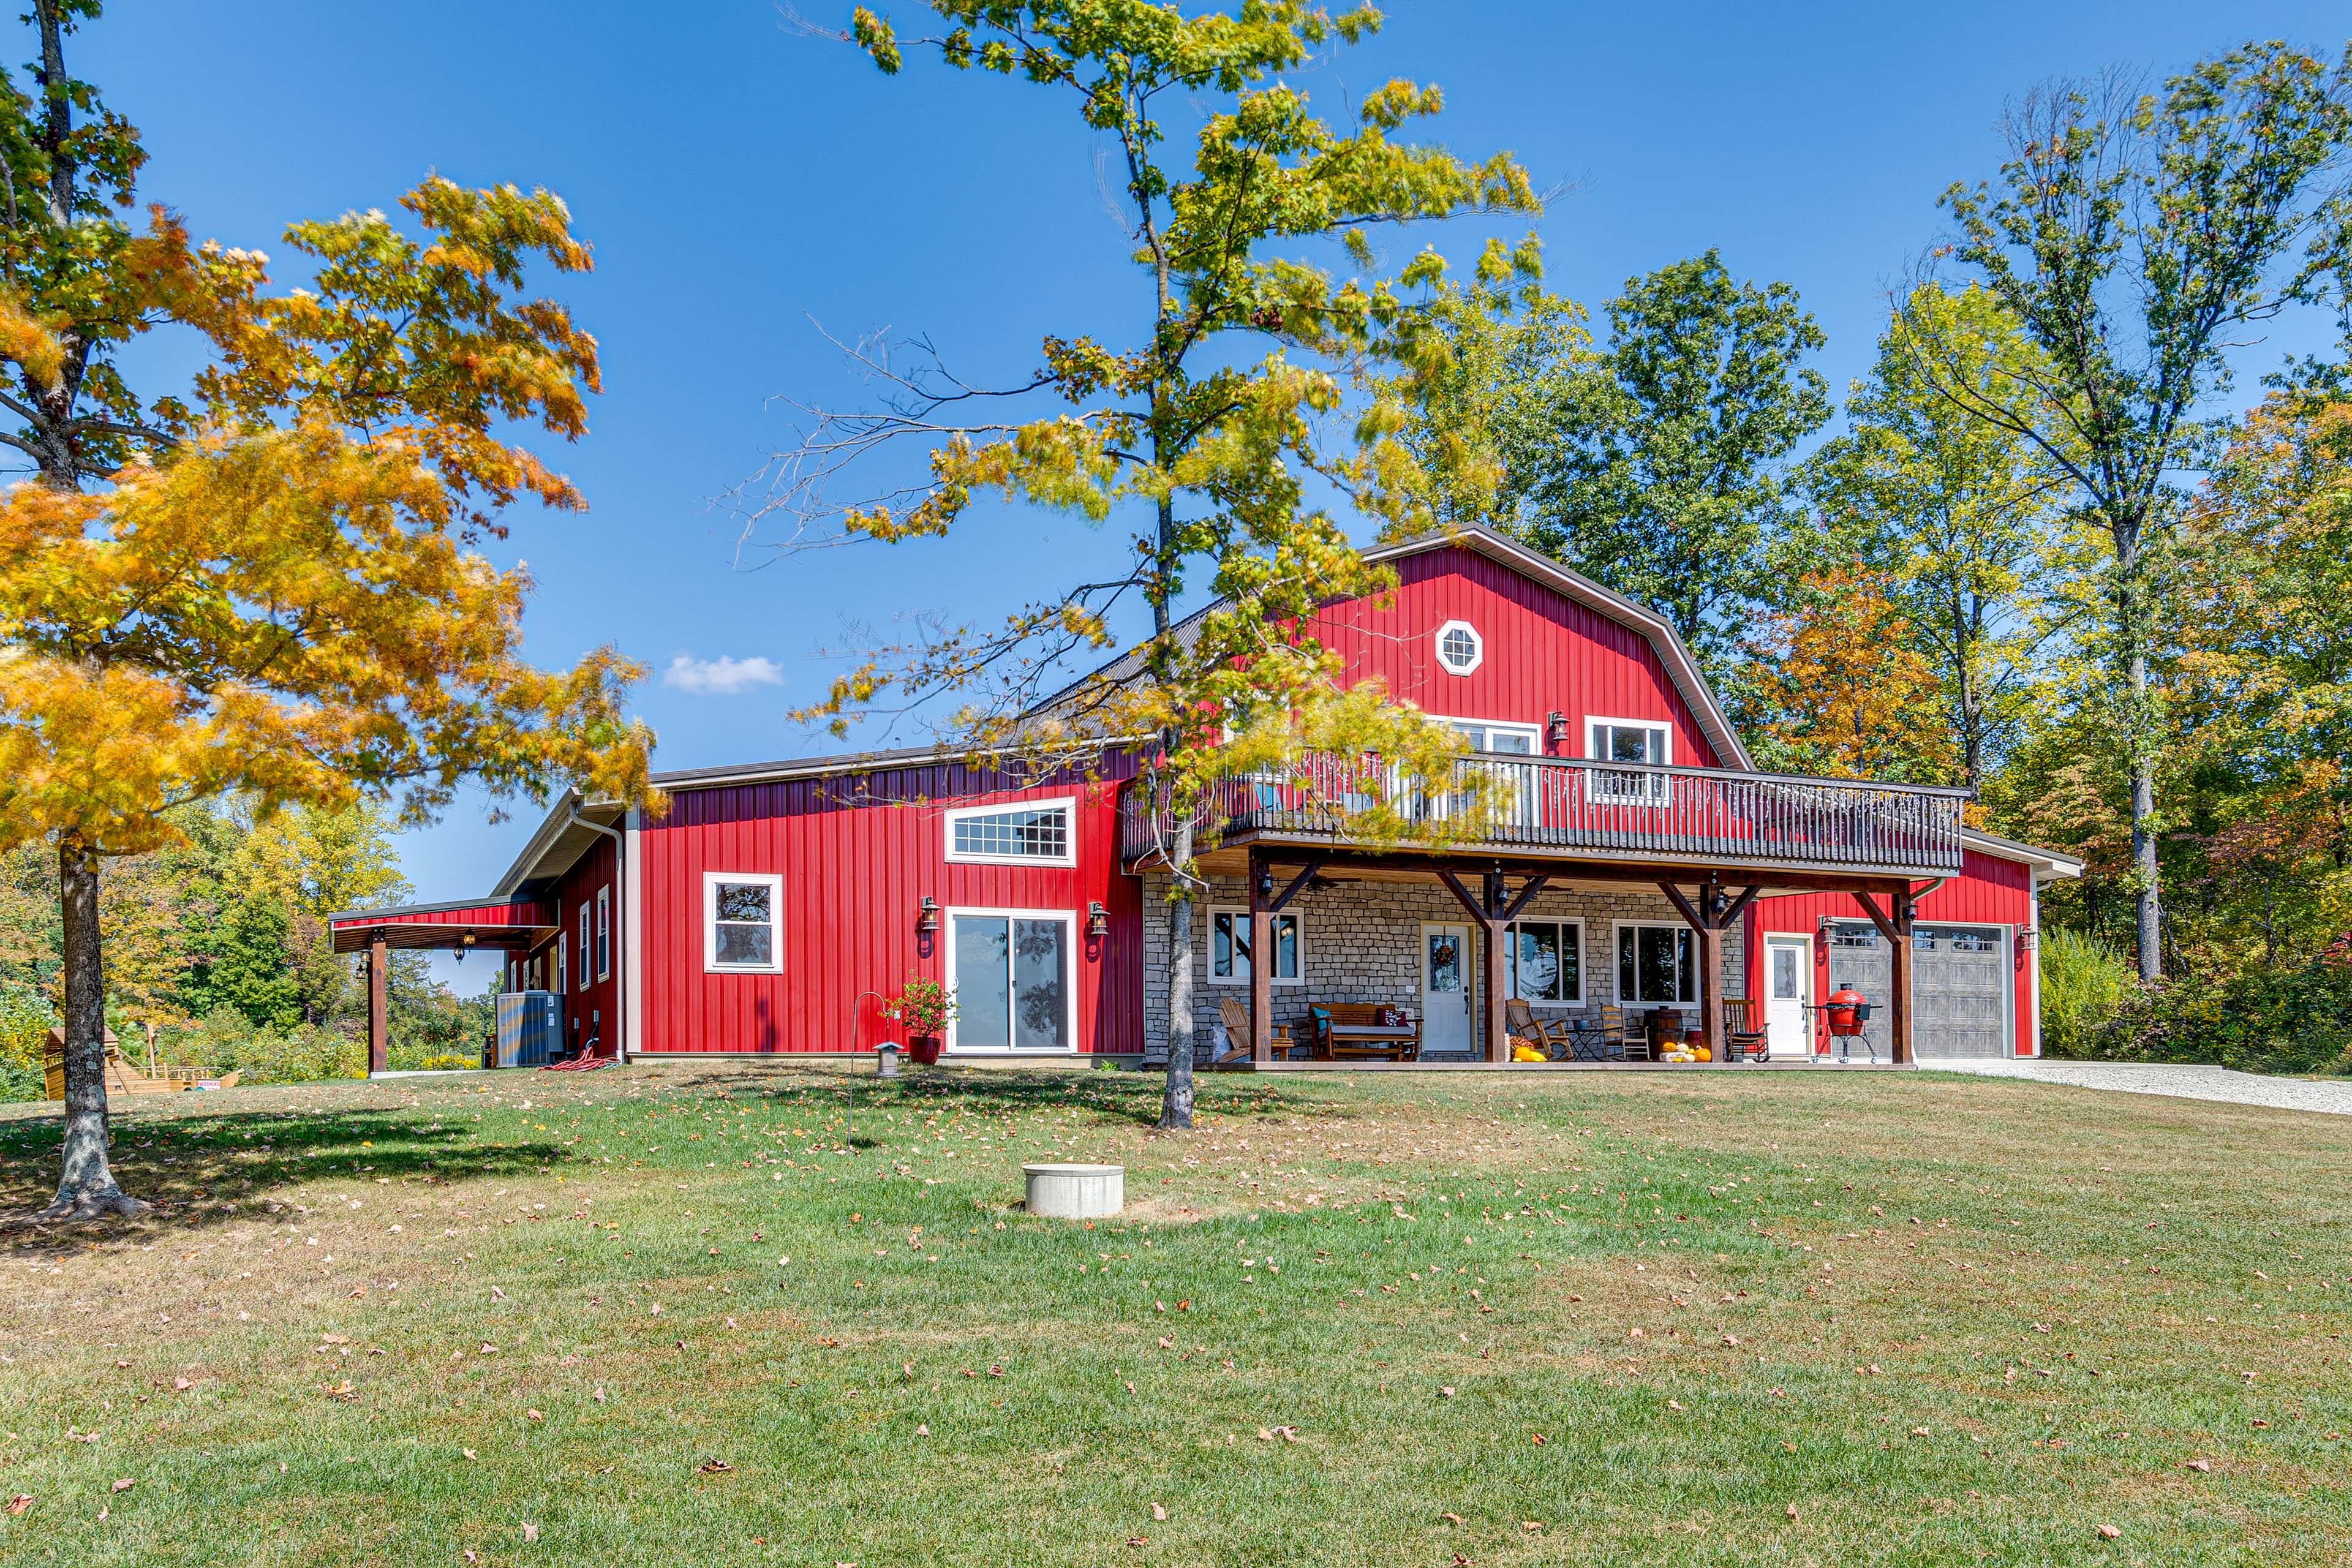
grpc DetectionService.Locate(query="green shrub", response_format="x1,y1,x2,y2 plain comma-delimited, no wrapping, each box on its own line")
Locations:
2060,933,2352,1076
0,983,57,1102
2039,928,2135,1059
161,1008,364,1084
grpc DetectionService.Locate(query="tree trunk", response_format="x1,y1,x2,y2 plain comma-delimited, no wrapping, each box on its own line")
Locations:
1158,816,1196,1131
43,835,147,1218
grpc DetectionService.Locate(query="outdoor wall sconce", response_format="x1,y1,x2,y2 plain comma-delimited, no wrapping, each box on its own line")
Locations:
1256,866,1275,901
1545,710,1570,746
2017,927,2037,952
916,895,940,935
455,932,476,963
1087,900,1109,938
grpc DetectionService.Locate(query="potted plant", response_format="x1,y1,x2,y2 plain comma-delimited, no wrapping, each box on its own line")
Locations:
885,976,956,1066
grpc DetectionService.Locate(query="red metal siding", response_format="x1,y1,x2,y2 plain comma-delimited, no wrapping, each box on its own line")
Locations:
636,760,1140,1055
546,837,620,1056
330,900,550,932
1305,545,1724,765
1744,848,2039,1055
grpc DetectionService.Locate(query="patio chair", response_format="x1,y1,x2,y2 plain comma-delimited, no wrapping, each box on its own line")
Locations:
1216,995,1296,1063
1721,999,1768,1061
1506,998,1575,1061
1566,1003,1635,1062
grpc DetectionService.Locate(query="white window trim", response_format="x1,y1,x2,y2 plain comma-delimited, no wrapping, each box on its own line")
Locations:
555,930,568,998
1206,907,1306,987
1614,919,1697,1006
942,795,1079,867
1505,916,1583,1003
1584,715,1674,767
1434,619,1483,676
943,906,1079,1054
1432,714,1543,754
704,871,785,975
578,903,592,992
595,884,612,982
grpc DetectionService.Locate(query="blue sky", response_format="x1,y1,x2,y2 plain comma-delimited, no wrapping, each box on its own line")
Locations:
80,1,2349,973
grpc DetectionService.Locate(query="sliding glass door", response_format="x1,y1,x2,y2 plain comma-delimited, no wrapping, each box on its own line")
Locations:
948,909,1074,1052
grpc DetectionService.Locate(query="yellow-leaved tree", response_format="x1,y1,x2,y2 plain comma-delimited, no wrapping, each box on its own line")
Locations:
0,2,652,1217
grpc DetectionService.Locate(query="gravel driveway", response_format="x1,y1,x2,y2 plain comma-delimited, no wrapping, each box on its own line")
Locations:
1930,1057,2352,1117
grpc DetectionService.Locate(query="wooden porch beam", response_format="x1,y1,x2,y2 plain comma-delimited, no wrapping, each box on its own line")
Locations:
1219,838,1945,894
1267,859,1322,914
1852,891,1915,1064
1853,890,1901,946
1434,869,1487,925
1498,874,1550,925
1657,881,1705,931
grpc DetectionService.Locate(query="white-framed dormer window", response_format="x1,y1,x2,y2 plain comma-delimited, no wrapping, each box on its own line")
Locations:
578,902,592,992
1434,619,1483,675
1507,918,1583,1002
944,796,1077,866
1616,920,1695,1006
704,872,783,973
595,885,612,982
1208,907,1303,986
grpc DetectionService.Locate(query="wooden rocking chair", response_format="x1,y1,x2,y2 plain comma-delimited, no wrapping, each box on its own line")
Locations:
1505,998,1575,1061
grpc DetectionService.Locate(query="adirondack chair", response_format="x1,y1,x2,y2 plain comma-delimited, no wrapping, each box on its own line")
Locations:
1505,998,1575,1061
1215,996,1296,1063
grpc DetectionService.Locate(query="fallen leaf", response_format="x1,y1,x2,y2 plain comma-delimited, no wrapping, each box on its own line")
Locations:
320,1380,356,1401
464,1553,478,1564
109,1480,134,1493
172,1378,193,1392
1156,1336,1174,1350
1910,1427,1930,1438
320,1333,350,1346
2186,1458,2212,1473
593,1387,607,1404
698,1459,734,1474
1256,1427,1274,1442
1785,1504,1800,1521
1438,1386,1456,1398
1440,1511,1463,1526
522,1523,539,1542
1521,1520,1543,1532
2097,1523,2121,1539
462,1449,477,1461
1125,1536,1148,1548
1150,1502,1167,1521
526,1409,545,1422
915,1423,929,1437
1666,1400,1686,1412
1530,1433,1547,1446
5,1494,28,1517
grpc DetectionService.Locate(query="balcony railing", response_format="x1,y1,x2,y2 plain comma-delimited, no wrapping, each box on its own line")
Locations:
1118,753,1968,876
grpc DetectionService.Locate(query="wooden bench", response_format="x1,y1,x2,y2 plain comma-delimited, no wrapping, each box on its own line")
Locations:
1310,1003,1421,1061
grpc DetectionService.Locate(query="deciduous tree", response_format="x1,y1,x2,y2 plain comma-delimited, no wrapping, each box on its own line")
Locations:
0,1,653,1216
760,2,1538,1128
1926,42,2352,979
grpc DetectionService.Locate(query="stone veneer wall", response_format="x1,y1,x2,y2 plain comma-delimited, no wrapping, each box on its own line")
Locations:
1137,873,1744,1059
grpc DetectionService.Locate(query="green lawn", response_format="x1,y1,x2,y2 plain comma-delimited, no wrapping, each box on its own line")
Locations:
2,1063,2348,1566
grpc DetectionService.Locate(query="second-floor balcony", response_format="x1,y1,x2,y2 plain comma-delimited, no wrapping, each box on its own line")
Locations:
1119,752,1969,880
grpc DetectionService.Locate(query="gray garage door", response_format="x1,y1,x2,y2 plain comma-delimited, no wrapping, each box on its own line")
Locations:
1824,922,2010,1060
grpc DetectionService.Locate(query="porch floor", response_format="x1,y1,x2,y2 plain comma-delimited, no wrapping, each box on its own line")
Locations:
1219,1058,1915,1072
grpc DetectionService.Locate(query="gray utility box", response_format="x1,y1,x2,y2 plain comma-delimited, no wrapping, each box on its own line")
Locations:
494,990,564,1068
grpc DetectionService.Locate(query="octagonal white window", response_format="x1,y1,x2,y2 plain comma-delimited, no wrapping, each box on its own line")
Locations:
1435,619,1483,676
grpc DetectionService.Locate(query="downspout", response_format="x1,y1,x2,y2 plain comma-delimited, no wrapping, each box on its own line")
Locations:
568,810,627,1064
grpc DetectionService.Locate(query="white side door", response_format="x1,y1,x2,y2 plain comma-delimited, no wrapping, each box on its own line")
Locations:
1764,935,1811,1058
1420,923,1473,1055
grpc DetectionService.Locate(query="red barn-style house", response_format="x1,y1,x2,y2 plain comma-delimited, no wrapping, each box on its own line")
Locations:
330,524,2079,1071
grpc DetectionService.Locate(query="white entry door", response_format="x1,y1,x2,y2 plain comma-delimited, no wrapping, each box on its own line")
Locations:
1764,935,1812,1058
1421,923,1474,1055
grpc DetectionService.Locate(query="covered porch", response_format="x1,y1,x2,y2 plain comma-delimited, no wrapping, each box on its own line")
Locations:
325,898,557,1074
1123,752,1968,1069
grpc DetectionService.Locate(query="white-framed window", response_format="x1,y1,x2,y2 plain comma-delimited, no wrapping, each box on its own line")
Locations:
704,872,783,973
578,902,591,992
1208,908,1303,986
946,907,1075,1051
1434,619,1483,676
1506,918,1582,1003
1447,718,1539,755
595,885,612,981
943,796,1076,866
1828,922,1878,948
555,932,567,998
1587,716,1673,801
1616,921,1695,1006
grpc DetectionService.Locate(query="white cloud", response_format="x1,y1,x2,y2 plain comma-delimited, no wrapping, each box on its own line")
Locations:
663,654,785,696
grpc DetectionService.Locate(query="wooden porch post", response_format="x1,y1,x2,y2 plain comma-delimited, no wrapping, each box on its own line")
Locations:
367,931,389,1078
1481,870,1508,1064
1248,848,1273,1064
